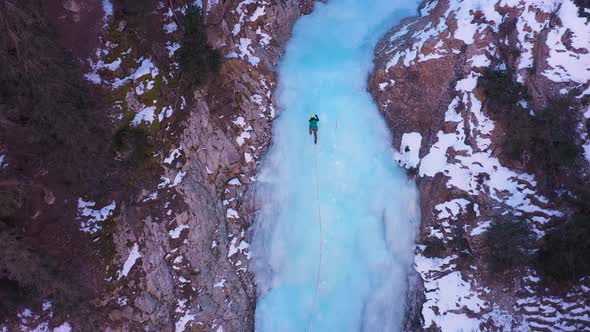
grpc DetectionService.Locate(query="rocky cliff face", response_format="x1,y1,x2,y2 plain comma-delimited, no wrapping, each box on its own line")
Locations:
371,0,590,330
2,0,312,331
93,1,315,331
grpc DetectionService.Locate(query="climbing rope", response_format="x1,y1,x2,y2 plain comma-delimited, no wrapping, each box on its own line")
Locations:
306,143,324,332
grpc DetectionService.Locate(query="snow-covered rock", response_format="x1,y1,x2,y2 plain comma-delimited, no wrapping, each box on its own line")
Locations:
371,0,590,330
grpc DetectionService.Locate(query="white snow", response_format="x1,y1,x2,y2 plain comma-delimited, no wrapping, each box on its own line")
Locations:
142,192,158,202
228,178,242,186
205,0,218,12
470,220,492,236
175,313,195,332
584,141,590,163
118,243,141,278
53,322,72,332
163,22,177,33
394,132,422,168
164,148,182,164
169,224,189,239
415,251,487,332
455,73,480,92
543,0,590,84
103,58,121,71
446,0,500,45
214,279,226,288
97,57,160,89
231,0,258,36
245,152,253,163
171,171,186,187
249,6,265,21
84,72,102,84
158,176,171,188
435,199,474,220
42,301,52,311
232,116,246,127
20,309,33,318
375,2,590,328
227,237,249,258
256,27,272,46
418,52,445,62
166,42,181,57
236,38,261,66
420,0,437,16
102,0,113,17
226,208,239,219
78,199,117,234
414,66,560,227
84,56,123,84
117,297,128,306
134,58,159,80
0,154,7,169
135,79,155,95
158,106,174,122
469,54,491,68
131,106,157,125
236,131,251,146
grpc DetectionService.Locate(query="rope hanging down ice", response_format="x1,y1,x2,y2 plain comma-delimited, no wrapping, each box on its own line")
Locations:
306,143,324,332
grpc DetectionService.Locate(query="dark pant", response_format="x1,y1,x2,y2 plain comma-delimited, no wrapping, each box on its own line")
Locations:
309,128,318,144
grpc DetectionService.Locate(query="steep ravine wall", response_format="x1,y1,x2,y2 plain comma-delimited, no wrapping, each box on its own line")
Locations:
371,0,590,331
105,1,314,331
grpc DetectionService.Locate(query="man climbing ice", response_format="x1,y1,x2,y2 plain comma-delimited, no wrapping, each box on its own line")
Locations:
309,113,319,144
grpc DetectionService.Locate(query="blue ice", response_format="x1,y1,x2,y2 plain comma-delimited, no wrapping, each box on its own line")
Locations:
252,1,421,331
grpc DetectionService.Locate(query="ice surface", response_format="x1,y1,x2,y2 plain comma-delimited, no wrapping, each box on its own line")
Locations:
252,1,421,331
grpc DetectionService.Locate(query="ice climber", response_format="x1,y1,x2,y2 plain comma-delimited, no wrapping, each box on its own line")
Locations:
309,113,319,144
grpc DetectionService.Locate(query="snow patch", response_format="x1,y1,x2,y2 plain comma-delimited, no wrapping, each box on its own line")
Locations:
102,0,113,17
166,42,181,57
53,322,72,332
132,106,157,125
543,0,590,84
0,154,7,169
171,171,186,187
169,224,189,239
214,279,226,288
470,220,492,236
394,132,422,169
118,243,141,278
175,313,195,332
78,199,116,234
226,208,239,219
228,178,242,186
236,38,261,66
164,148,182,164
435,198,475,220
163,22,177,33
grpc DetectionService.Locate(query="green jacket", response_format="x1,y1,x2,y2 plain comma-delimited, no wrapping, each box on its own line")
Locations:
309,116,319,130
